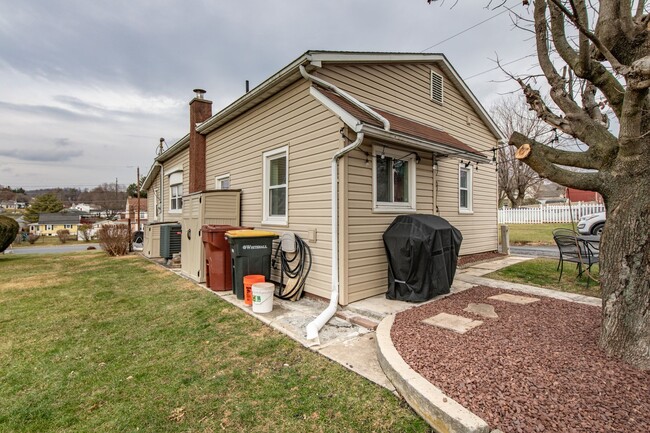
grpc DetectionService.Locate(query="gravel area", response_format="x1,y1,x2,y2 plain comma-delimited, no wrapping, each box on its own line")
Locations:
458,251,507,267
392,286,650,433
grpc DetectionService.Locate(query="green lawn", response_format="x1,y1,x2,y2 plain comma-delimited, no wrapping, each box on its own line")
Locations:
486,257,601,298
505,223,577,245
0,253,430,433
12,236,86,248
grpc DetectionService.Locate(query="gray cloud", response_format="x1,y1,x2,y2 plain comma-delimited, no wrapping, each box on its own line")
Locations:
0,0,538,188
0,147,83,162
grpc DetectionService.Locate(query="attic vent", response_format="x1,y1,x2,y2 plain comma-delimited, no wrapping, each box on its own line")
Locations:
430,70,444,104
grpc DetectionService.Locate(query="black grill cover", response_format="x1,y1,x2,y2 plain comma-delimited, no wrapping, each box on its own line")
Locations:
382,214,462,302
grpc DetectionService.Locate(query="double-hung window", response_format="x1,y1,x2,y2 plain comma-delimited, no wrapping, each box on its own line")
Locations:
168,170,183,212
262,147,288,225
373,145,416,212
459,165,473,213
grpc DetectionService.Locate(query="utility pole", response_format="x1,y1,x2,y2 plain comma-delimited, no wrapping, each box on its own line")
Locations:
115,177,119,220
136,167,141,231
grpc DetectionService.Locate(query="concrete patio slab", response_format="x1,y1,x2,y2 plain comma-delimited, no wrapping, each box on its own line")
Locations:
488,293,540,304
422,312,484,334
463,303,498,319
319,332,394,391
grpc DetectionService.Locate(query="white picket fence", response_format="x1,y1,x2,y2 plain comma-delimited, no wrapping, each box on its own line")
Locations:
498,203,605,224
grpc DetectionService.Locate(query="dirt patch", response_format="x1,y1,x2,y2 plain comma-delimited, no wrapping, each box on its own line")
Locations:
392,286,650,433
457,251,507,267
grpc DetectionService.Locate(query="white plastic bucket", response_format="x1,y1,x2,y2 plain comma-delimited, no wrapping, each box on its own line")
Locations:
252,282,275,313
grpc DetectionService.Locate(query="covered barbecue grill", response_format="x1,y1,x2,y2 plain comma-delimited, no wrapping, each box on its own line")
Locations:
382,214,462,302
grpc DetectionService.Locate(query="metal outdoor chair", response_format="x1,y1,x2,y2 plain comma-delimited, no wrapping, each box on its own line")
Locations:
552,228,578,270
553,233,599,287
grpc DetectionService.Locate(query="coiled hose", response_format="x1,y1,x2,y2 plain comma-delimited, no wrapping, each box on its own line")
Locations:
273,233,312,300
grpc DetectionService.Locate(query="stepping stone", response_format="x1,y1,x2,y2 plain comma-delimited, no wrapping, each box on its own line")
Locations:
463,303,498,319
488,293,540,304
422,313,483,334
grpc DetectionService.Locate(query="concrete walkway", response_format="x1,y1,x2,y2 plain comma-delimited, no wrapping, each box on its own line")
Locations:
159,255,600,433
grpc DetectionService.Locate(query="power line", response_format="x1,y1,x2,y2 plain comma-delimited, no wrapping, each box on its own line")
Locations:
420,6,511,52
464,54,537,80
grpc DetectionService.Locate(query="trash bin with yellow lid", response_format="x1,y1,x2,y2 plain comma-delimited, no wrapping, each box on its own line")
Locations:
225,230,279,300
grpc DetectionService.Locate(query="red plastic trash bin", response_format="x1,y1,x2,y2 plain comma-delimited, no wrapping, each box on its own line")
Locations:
202,225,251,291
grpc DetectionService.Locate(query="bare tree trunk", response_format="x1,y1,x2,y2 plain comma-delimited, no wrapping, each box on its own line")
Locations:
600,181,650,369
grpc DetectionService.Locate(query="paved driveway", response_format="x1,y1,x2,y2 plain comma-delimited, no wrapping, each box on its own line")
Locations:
510,245,558,258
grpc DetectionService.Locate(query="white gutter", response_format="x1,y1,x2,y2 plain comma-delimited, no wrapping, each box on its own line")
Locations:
305,132,364,344
299,65,390,131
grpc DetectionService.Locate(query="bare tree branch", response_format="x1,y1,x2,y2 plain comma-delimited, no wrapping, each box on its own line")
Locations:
509,132,607,190
548,0,628,72
548,2,626,119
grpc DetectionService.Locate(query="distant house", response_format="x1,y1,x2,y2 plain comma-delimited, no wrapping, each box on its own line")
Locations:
566,188,603,204
71,203,101,214
30,213,81,237
0,200,19,209
535,181,567,205
125,198,148,231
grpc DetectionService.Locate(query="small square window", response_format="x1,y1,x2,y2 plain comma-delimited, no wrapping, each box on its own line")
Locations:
372,145,416,212
215,174,231,190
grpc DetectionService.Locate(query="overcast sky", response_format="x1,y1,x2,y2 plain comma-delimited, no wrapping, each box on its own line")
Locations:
0,0,537,191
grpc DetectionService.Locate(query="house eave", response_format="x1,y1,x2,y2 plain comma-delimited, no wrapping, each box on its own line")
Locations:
360,125,490,164
141,134,190,191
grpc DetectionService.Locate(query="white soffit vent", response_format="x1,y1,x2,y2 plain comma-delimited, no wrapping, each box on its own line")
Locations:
430,70,444,104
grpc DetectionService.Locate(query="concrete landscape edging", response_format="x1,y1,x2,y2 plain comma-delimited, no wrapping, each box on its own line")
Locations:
376,314,491,433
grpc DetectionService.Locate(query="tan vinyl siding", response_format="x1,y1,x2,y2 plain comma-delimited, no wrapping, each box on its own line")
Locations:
344,144,434,303
317,62,498,303
147,173,160,221
161,151,189,223
204,79,343,299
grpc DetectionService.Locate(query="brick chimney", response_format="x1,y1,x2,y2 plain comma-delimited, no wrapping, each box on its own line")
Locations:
189,88,212,193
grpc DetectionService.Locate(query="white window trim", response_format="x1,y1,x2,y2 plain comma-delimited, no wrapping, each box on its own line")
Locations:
458,164,473,214
215,173,231,190
168,166,183,214
169,182,183,214
262,146,288,225
371,145,417,213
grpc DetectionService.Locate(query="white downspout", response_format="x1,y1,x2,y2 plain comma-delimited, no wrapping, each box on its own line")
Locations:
299,65,390,131
157,162,164,221
305,131,364,344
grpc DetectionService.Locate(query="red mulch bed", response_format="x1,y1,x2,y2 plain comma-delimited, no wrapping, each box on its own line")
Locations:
391,286,650,433
457,251,507,267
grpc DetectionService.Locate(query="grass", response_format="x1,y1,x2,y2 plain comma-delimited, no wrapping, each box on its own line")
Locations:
0,252,430,433
485,257,601,298
11,236,87,248
505,223,576,245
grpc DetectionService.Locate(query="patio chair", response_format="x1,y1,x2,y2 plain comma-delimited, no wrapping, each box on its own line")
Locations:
552,228,578,270
553,234,599,287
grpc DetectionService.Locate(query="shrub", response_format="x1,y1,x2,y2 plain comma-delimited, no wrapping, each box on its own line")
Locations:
98,224,130,256
57,229,71,243
0,216,19,253
78,224,93,241
27,233,41,244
